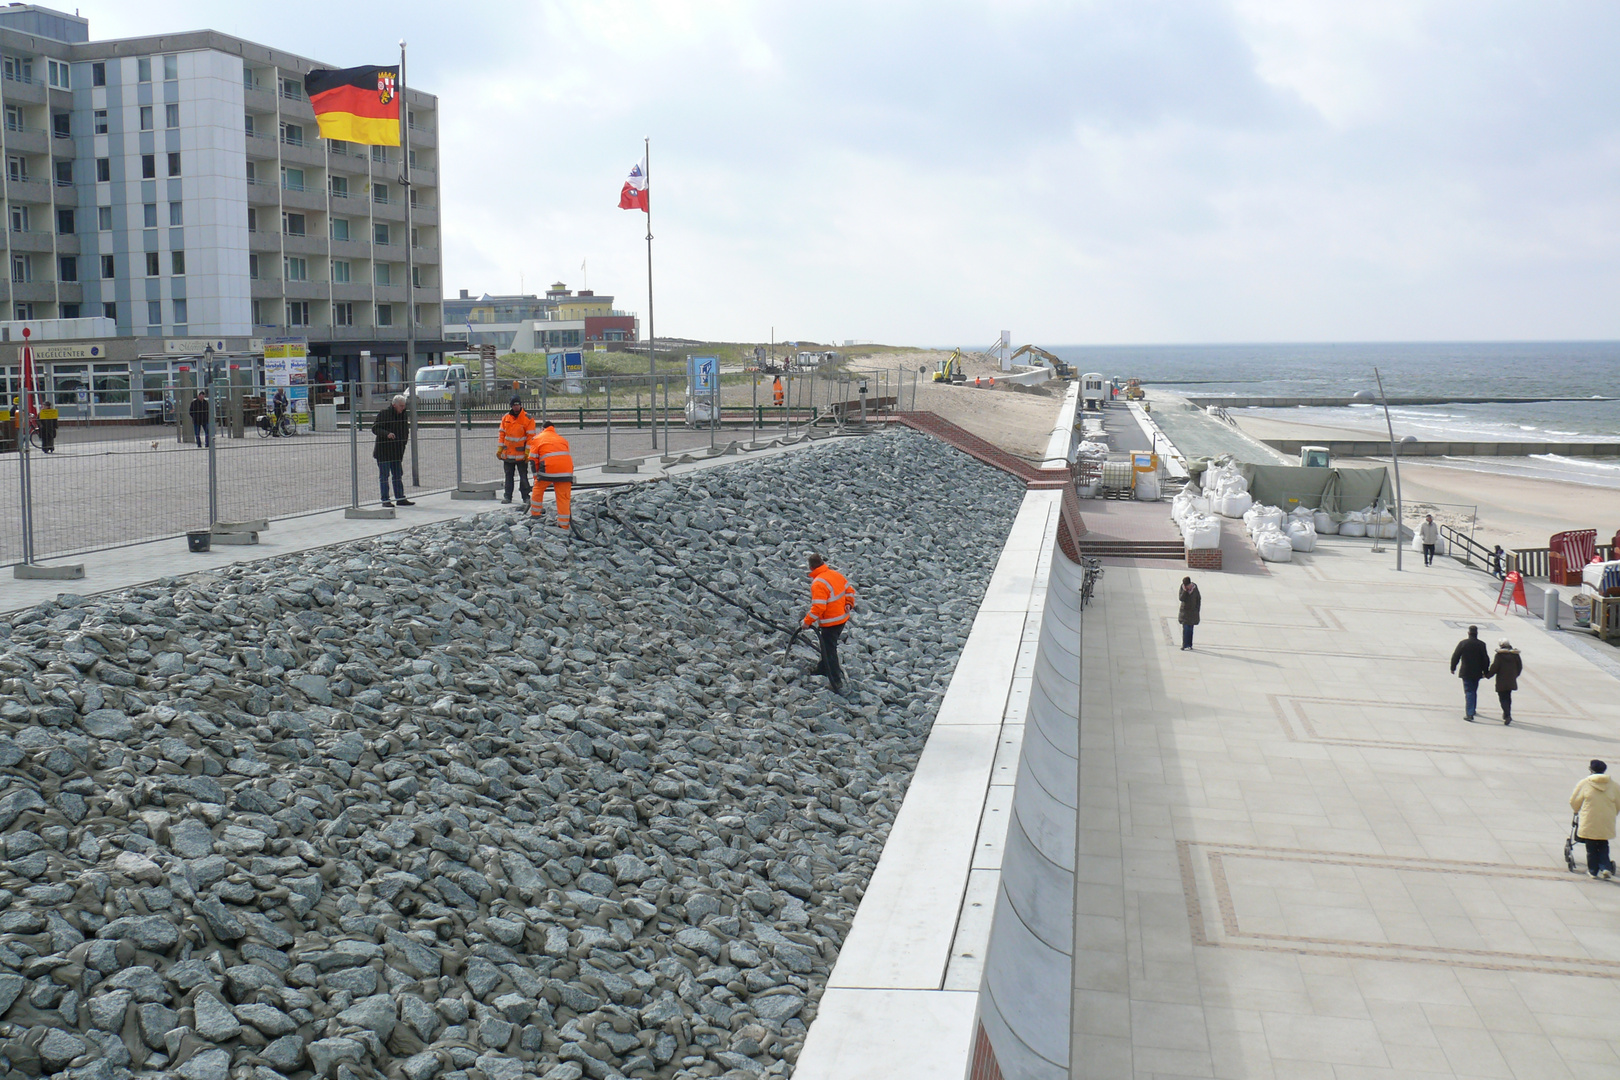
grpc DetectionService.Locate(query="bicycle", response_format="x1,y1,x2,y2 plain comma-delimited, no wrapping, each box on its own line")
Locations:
256,411,296,438
1080,555,1103,609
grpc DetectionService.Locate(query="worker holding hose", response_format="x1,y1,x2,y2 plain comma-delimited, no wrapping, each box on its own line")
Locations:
528,419,574,531
804,554,856,693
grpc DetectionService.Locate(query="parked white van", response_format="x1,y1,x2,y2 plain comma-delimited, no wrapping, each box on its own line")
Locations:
412,363,469,402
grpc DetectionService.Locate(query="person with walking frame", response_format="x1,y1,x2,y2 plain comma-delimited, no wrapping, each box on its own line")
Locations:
1571,760,1619,879
804,554,856,693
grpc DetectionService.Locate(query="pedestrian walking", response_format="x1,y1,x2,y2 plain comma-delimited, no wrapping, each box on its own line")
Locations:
498,395,535,506
1419,514,1439,566
773,375,784,407
372,394,413,507
1449,624,1491,721
1178,576,1201,650
1486,640,1522,725
528,419,573,530
38,401,57,453
804,554,856,693
1571,760,1618,879
189,390,211,448
1491,545,1506,579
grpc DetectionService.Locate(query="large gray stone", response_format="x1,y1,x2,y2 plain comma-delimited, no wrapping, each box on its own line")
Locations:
192,992,241,1040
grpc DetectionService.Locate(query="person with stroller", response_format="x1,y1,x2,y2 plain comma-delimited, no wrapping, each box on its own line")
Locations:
1571,760,1618,880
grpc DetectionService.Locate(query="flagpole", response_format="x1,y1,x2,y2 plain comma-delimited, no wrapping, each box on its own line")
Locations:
400,39,420,486
644,136,656,451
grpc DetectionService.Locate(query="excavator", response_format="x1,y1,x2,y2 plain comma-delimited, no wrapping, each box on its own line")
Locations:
932,348,966,383
1008,344,1075,380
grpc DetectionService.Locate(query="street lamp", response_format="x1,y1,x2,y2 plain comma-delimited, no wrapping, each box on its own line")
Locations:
1354,371,1414,571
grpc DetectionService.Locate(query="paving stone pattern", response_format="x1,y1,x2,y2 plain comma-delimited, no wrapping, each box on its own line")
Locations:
0,429,1021,1080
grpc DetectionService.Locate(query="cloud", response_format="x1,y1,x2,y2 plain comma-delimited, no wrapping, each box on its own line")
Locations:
80,0,1620,342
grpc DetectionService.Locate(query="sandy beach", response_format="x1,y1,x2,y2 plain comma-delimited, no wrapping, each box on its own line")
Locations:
1228,410,1620,549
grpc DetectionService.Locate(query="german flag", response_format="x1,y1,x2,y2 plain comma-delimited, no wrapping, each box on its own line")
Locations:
304,65,400,146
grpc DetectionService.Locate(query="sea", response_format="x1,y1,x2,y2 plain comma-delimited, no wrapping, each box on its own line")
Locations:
1047,342,1620,490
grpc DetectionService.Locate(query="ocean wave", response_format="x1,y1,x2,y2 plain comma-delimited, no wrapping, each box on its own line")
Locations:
1532,454,1620,472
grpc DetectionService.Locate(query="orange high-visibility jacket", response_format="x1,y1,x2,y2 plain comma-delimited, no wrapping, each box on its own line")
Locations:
529,427,574,476
804,564,855,628
773,378,784,405
498,409,535,460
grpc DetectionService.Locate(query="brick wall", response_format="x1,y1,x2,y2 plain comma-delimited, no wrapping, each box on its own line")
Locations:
968,1022,1006,1080
1187,547,1223,570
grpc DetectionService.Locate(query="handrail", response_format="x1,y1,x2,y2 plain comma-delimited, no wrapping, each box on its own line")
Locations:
1439,524,1503,577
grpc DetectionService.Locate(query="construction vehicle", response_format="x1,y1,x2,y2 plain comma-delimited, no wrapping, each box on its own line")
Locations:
1300,445,1331,468
1124,378,1145,401
1081,373,1108,410
1008,344,1076,380
932,348,966,383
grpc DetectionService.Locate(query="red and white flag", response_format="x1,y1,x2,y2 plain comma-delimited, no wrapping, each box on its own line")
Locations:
618,157,649,212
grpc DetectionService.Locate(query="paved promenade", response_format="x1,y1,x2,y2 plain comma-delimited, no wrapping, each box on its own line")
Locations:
1078,538,1620,1078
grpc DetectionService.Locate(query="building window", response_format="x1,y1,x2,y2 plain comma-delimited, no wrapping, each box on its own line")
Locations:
171,251,185,275
103,301,116,321
411,227,420,249
145,252,160,277
283,256,307,281
3,56,33,83
252,299,265,324
334,302,353,327
91,62,106,87
11,254,31,283
286,300,309,326
93,110,107,135
409,188,419,208
14,304,32,321
147,299,161,326
58,255,76,282
332,260,350,283
244,114,255,138
6,155,27,182
47,59,69,89
9,206,27,233
2,105,17,132
281,166,304,192
61,303,79,319
163,55,178,81
413,266,422,288
330,218,349,241
247,207,258,233
143,203,158,228
279,77,301,99
282,212,305,237
139,105,153,131
279,122,303,146
169,202,183,226
137,58,152,83
101,255,114,278
373,183,389,205
56,209,74,235
376,303,393,327
172,299,187,324
97,158,111,182
330,175,348,198
375,264,391,286
165,103,179,128
98,207,112,231
248,253,260,279
167,152,181,177
52,113,69,138
141,155,155,179
53,160,71,186
330,139,349,156
373,223,390,245
371,146,388,163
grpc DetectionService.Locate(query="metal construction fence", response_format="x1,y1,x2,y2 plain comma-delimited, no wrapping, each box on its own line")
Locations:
1,367,923,568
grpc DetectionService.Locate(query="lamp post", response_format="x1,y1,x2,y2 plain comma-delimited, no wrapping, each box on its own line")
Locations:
1355,372,1415,571
203,345,217,527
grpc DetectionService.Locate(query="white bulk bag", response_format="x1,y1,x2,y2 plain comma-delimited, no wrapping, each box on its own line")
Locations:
1255,529,1294,562
1171,491,1196,524
1411,532,1447,555
1215,491,1252,518
1134,472,1161,501
1377,521,1400,539
1182,514,1222,551
1287,520,1318,552
1245,506,1283,536
1313,511,1340,535
1339,519,1367,537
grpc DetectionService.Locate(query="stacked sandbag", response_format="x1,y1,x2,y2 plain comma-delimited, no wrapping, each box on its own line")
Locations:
1171,490,1211,527
1287,518,1318,552
1181,512,1222,551
1370,507,1399,539
1313,510,1341,535
1339,510,1368,537
1243,504,1294,562
1243,505,1284,535
1205,464,1254,518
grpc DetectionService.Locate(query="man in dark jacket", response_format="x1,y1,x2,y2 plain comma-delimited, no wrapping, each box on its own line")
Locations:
1178,577,1201,651
189,390,210,448
1486,640,1523,725
1449,625,1491,721
372,394,414,507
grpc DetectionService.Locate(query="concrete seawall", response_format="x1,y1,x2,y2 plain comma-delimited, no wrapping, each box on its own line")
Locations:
1186,394,1612,407
1260,438,1620,458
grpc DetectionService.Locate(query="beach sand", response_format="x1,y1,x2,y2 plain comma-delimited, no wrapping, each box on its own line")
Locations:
1228,410,1620,549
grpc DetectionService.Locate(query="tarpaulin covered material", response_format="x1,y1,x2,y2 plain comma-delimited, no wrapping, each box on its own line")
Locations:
1231,464,1391,513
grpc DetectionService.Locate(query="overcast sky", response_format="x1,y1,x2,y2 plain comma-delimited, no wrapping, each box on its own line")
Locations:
88,1,1620,345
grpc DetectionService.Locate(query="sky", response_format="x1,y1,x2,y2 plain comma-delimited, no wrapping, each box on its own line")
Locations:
83,1,1620,345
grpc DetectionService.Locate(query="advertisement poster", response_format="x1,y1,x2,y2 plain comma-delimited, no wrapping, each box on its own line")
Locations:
263,337,310,418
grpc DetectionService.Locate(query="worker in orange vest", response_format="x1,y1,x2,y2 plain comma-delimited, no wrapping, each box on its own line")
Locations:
773,375,784,406
528,420,574,530
498,395,535,505
804,553,856,692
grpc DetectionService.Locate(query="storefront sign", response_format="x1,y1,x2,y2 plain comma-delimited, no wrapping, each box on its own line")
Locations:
22,343,103,361
164,338,228,355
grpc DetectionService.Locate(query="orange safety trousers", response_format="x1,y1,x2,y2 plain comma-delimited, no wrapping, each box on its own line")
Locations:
530,480,570,528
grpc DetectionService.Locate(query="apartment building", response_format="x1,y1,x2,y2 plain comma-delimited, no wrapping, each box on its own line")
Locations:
444,283,639,352
0,4,453,415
